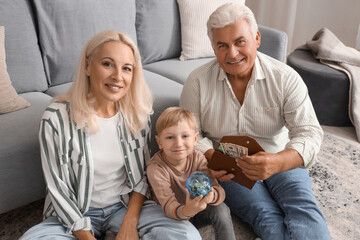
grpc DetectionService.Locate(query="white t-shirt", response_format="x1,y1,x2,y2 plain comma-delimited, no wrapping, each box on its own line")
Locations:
89,112,127,208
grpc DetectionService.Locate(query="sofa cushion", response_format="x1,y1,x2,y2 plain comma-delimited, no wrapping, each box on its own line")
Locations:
136,0,181,64
144,58,214,85
33,0,137,87
0,26,30,114
0,0,48,93
143,70,183,155
258,25,288,63
176,0,245,61
45,82,73,98
0,92,51,213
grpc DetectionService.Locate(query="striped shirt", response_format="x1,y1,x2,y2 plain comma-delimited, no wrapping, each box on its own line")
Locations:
180,52,323,168
39,101,151,233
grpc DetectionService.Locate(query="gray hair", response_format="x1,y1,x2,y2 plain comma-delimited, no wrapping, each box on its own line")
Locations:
207,2,258,45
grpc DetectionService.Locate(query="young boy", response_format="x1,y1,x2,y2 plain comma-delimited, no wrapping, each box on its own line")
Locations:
147,107,236,240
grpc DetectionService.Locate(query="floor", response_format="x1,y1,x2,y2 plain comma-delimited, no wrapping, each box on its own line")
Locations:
0,125,358,239
321,125,359,146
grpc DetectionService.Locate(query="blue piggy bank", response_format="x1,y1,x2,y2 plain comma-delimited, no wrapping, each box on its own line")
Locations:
186,171,212,198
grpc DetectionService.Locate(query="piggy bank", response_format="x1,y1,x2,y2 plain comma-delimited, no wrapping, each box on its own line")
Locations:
186,171,212,198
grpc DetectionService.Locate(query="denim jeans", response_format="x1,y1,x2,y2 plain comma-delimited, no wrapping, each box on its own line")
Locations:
191,202,236,240
20,203,201,240
220,168,330,240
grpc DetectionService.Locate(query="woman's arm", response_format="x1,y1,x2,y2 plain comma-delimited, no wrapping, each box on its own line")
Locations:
115,192,145,240
73,230,96,240
39,109,91,234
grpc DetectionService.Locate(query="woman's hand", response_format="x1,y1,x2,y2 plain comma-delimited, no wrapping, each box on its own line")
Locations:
114,192,145,240
115,221,139,240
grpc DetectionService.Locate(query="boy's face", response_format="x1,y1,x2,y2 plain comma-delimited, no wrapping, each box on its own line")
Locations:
156,120,199,166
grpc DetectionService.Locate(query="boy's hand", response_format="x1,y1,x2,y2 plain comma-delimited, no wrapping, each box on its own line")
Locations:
182,189,214,217
205,188,216,204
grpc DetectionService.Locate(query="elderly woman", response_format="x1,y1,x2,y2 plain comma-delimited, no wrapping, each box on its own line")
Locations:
20,30,201,240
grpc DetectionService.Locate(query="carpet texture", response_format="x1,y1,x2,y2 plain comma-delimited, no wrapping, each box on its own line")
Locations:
199,133,360,239
1,133,359,240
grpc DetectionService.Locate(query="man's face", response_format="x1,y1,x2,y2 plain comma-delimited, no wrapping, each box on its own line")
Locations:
212,18,260,81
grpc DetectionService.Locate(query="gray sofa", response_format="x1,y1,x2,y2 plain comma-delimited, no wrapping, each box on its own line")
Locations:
0,0,287,214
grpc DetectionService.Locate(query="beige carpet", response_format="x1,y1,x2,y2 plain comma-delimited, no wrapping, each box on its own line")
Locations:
1,133,359,240
309,133,360,239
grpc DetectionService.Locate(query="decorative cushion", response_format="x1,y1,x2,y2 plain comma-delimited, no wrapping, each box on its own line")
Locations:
176,0,245,61
136,0,181,64
33,0,137,86
0,26,30,114
0,0,48,93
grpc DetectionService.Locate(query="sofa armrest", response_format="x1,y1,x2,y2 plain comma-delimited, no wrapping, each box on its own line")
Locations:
258,25,288,63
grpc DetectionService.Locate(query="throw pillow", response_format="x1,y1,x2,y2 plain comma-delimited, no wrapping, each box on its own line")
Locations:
0,26,30,114
177,0,245,61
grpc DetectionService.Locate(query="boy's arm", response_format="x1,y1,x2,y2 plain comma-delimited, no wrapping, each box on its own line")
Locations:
147,164,189,220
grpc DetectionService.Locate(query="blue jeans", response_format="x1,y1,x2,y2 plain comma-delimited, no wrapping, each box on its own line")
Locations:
20,203,201,240
220,168,330,240
191,202,236,240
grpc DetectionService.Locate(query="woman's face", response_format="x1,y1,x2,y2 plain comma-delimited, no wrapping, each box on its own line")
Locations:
86,41,134,108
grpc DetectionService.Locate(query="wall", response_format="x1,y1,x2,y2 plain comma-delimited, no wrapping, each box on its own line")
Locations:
246,0,360,54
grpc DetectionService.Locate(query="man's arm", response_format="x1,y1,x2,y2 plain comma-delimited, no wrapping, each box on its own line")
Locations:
180,72,214,154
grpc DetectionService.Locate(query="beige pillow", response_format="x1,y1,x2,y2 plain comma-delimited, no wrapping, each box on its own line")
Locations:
177,0,246,61
0,26,30,114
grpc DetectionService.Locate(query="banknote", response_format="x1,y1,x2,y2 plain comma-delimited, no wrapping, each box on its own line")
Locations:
220,142,248,158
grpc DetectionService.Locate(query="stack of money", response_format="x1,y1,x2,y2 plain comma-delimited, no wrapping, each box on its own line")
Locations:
219,143,248,158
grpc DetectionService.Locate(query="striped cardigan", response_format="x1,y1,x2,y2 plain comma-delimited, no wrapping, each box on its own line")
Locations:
39,101,151,233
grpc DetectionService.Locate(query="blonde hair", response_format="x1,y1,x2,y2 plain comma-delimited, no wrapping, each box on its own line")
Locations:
56,30,153,134
207,2,258,45
156,107,197,135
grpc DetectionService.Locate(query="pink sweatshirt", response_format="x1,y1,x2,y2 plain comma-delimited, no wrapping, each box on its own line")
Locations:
147,149,225,220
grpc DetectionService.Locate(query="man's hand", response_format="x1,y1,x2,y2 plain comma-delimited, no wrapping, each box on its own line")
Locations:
236,149,303,180
236,152,280,180
182,190,214,217
208,169,235,182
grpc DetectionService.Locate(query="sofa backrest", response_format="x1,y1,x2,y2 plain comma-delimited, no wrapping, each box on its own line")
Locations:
258,25,288,63
136,0,182,65
0,0,48,94
1,0,287,95
135,0,287,64
32,0,138,87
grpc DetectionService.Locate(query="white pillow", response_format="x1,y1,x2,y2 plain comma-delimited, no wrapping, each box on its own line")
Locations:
177,0,246,61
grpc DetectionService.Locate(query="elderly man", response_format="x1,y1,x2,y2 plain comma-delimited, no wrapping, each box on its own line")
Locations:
180,2,330,240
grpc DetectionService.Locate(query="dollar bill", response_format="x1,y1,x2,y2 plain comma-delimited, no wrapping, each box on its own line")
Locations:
220,142,248,158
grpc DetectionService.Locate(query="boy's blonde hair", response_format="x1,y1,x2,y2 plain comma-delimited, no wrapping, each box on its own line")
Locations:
156,107,197,135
